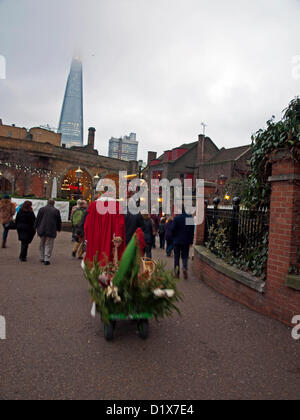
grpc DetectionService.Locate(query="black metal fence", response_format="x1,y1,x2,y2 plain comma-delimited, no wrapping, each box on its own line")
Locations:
204,198,270,256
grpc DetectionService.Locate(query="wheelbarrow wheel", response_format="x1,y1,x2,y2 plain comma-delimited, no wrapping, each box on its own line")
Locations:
137,319,149,340
104,322,114,341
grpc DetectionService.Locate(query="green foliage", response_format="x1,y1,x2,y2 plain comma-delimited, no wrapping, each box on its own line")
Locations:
84,258,183,324
244,97,300,210
206,220,232,260
224,178,249,204
206,220,269,280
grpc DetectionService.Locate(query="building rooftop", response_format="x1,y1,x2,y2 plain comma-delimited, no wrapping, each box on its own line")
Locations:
209,145,251,163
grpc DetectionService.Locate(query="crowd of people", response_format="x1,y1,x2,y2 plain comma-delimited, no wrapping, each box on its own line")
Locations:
0,195,62,265
0,194,195,279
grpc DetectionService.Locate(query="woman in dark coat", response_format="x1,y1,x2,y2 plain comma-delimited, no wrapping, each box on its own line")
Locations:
142,215,155,259
16,201,36,262
165,216,174,257
158,217,166,249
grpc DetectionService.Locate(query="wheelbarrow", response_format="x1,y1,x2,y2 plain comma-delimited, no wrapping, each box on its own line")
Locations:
103,312,153,341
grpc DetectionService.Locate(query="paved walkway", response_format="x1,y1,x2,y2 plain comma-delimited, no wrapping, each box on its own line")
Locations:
0,231,299,400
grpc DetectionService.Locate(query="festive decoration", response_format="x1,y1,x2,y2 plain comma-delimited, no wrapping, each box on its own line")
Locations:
112,235,123,264
83,232,182,324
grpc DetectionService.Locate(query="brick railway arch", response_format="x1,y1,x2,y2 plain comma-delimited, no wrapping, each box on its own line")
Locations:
59,167,93,202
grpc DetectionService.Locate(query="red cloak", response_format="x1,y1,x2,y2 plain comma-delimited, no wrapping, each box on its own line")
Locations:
84,200,126,265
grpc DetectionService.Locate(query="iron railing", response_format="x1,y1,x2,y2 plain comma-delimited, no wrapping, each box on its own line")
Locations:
204,198,270,256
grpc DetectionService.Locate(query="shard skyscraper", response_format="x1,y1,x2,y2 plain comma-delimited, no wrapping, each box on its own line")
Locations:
58,58,84,148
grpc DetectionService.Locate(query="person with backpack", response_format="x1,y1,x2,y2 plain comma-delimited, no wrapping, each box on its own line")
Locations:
72,200,88,259
71,200,82,241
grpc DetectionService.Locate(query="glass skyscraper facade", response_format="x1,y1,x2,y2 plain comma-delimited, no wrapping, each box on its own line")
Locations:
108,133,138,161
58,58,83,148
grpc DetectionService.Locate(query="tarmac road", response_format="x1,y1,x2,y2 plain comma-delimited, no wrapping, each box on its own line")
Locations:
0,231,299,400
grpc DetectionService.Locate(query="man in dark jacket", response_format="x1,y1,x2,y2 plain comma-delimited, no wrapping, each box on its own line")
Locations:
125,212,145,246
143,215,155,258
172,212,194,279
35,199,62,265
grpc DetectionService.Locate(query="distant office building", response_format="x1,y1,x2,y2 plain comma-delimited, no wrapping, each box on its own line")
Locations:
58,58,84,148
108,133,138,161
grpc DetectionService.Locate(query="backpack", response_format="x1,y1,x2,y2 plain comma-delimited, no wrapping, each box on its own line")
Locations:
72,208,85,228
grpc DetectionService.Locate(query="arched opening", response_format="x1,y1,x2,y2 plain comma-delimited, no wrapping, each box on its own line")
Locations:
0,176,12,195
60,168,93,202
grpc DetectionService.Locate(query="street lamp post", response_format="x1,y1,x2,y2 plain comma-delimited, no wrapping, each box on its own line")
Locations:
75,167,83,200
44,180,48,198
138,160,143,179
0,171,3,194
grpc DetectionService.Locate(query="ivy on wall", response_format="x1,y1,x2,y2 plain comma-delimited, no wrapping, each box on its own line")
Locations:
244,97,300,210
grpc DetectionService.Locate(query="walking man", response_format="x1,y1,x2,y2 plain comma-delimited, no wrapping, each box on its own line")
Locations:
172,211,194,279
35,199,62,266
125,212,145,247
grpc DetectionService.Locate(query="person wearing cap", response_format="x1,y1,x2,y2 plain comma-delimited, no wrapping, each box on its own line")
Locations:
0,194,16,248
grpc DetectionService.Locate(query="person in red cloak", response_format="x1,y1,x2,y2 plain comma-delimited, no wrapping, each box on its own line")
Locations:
84,196,126,266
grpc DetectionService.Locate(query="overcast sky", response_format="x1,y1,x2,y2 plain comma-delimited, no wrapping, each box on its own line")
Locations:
0,0,300,161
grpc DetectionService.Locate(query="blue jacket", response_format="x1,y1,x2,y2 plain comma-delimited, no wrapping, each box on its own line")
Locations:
165,221,174,241
171,213,194,246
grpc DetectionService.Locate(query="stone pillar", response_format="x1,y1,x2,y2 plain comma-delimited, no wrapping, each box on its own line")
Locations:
195,201,207,246
266,150,300,322
194,182,216,246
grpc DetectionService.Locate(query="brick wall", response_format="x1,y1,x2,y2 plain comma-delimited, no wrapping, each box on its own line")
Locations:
29,127,61,147
0,124,27,140
194,152,300,325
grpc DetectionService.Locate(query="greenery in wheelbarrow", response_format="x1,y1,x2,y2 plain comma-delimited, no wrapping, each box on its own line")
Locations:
83,232,183,324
